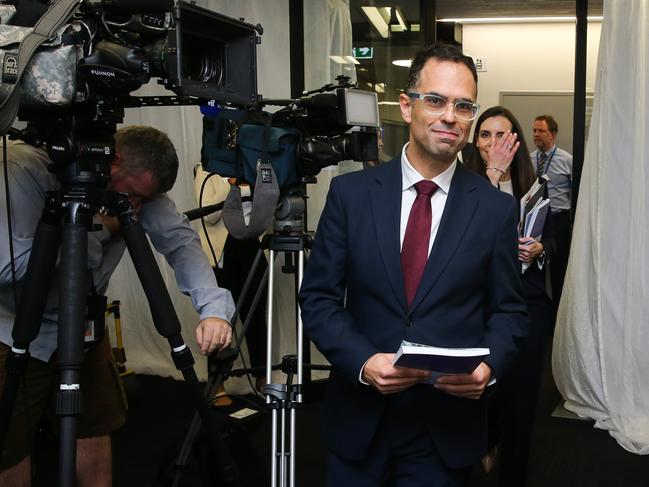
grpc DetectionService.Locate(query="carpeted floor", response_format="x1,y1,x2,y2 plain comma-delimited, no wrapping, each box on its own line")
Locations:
31,359,649,487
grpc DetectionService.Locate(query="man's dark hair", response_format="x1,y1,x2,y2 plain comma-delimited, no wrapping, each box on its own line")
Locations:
406,43,478,92
114,126,179,193
535,114,558,134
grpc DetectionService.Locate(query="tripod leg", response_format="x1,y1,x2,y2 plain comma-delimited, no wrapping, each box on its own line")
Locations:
118,210,240,487
264,236,310,487
57,206,91,487
290,248,306,487
0,195,61,458
267,249,278,487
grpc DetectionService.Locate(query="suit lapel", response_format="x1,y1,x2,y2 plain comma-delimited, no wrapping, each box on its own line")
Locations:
409,163,479,312
369,158,408,313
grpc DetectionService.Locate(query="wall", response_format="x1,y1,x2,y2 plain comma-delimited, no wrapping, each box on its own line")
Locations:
462,21,601,142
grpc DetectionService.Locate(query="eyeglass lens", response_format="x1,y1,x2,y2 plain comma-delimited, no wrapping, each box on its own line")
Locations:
420,94,477,120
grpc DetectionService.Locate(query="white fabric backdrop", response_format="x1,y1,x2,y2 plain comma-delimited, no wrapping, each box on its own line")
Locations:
552,0,649,454
106,0,357,386
304,0,362,231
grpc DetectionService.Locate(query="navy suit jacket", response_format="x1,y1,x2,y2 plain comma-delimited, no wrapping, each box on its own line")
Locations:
299,156,527,468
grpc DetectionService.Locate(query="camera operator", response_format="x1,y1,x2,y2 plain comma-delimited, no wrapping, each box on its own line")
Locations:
0,125,235,486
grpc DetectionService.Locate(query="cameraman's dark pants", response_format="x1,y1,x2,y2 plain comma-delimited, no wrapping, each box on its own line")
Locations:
213,235,268,376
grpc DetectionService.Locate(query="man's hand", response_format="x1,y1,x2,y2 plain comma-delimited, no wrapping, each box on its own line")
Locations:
195,317,232,355
362,353,430,394
518,237,544,263
434,362,492,400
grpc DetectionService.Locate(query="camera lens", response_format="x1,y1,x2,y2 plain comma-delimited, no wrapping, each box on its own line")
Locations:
182,38,224,86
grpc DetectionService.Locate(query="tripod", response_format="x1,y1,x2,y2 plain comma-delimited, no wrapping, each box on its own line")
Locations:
169,186,330,487
0,135,239,487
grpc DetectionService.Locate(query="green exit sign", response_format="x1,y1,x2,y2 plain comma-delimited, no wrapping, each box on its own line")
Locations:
353,47,373,59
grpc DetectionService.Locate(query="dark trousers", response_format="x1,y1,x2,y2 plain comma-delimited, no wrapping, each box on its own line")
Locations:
212,235,268,375
550,210,571,315
327,393,471,487
487,288,554,486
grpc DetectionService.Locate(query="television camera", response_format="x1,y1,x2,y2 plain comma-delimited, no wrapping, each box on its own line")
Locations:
200,78,380,237
0,0,260,185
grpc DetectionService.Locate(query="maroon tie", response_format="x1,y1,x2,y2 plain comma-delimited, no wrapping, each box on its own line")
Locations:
401,180,438,306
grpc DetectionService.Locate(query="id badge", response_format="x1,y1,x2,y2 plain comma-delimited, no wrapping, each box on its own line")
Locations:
85,294,107,348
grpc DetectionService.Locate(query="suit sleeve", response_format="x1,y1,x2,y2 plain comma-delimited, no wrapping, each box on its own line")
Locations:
483,196,529,379
299,177,380,385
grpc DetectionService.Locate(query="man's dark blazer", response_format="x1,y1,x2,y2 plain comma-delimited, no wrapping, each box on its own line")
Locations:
299,155,528,469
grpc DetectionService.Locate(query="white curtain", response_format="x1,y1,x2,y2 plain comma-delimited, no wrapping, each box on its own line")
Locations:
304,0,362,231
552,0,649,454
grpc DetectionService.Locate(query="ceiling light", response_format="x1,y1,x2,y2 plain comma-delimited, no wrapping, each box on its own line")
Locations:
378,101,400,106
362,6,390,38
345,55,360,65
390,7,409,32
438,16,603,24
392,59,412,68
375,83,385,93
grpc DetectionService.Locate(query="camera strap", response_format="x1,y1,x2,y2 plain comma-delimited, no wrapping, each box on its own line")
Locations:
223,161,279,240
0,0,82,136
223,115,279,239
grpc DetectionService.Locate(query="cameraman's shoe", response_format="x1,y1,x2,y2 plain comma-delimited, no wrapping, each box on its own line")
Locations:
210,383,233,407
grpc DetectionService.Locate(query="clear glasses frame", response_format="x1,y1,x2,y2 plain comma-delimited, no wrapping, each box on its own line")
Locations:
407,92,480,121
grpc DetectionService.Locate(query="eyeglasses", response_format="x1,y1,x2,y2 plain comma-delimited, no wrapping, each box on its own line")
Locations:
407,93,480,121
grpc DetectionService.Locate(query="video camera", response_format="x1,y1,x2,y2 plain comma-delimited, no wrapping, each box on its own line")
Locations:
0,0,260,184
201,77,380,190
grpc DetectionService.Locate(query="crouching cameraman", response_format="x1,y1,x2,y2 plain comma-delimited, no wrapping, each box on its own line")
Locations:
0,126,235,486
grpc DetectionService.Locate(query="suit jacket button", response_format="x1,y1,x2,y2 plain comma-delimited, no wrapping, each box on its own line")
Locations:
405,319,413,327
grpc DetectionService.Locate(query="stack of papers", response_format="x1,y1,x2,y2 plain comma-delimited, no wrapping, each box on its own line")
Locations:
519,176,551,272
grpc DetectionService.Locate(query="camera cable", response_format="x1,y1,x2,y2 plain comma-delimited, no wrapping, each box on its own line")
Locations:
198,171,265,399
2,133,17,310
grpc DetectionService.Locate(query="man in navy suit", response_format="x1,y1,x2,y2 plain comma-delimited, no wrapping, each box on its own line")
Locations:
299,44,527,486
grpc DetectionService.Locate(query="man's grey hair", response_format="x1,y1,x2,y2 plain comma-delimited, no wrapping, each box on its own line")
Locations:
114,126,179,193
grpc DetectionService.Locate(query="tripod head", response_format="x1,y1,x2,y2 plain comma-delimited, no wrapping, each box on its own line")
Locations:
273,186,307,235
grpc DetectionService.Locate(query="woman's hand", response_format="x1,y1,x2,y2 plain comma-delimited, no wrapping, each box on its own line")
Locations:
485,130,520,173
518,237,544,263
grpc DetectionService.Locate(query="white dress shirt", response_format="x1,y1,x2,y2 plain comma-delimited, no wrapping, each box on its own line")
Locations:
400,143,457,255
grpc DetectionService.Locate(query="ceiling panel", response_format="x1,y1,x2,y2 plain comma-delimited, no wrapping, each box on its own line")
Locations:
350,1,604,22
435,0,603,19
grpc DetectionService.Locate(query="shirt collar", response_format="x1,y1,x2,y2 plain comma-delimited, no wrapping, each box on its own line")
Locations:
540,145,557,157
400,142,457,194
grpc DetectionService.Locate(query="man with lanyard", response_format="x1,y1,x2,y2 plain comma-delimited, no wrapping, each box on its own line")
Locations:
530,114,573,317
